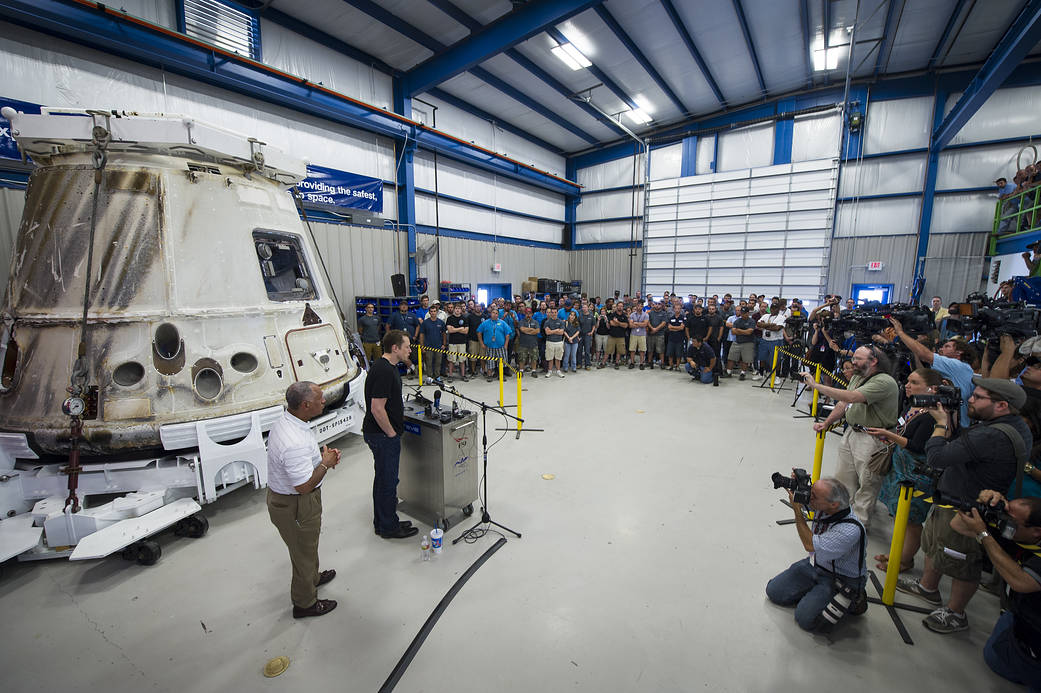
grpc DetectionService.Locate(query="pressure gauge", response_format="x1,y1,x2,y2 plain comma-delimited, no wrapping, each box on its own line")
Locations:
62,397,85,417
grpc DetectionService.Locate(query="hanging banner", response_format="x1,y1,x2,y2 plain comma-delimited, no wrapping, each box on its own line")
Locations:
296,164,383,213
1,98,42,162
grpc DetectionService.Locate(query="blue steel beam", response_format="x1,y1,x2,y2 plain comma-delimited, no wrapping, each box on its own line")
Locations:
731,0,766,95
393,81,419,289
427,88,563,154
658,0,726,107
927,0,971,70
263,7,561,160
932,0,1041,152
593,5,688,115
342,0,603,145
801,0,814,88
425,0,482,33
469,65,602,145
0,0,579,196
873,0,903,78
404,0,603,96
545,26,639,112
503,48,631,138
421,0,631,139
912,87,947,300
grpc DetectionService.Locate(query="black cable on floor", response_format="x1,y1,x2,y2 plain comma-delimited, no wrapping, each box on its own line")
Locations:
378,536,507,693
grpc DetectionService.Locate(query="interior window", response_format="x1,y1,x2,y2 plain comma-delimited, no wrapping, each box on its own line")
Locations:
253,230,317,302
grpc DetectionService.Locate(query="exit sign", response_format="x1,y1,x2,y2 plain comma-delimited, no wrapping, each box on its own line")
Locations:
866,261,884,271
492,263,502,272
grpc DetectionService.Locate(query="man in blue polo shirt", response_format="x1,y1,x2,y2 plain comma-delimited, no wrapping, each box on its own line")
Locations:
890,316,975,428
477,307,513,382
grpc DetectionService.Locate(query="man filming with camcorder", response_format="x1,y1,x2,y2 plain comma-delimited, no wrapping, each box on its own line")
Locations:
802,345,900,532
766,474,867,632
950,489,1041,687
897,377,1033,635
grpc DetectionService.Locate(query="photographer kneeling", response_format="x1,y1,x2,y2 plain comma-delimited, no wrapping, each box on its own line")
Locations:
766,476,867,632
898,378,1033,635
685,335,718,385
951,490,1041,687
803,346,900,532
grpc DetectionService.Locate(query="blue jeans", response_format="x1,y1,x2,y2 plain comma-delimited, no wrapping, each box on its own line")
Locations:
984,611,1041,691
562,342,578,371
578,334,592,366
685,363,713,383
766,557,864,631
364,432,402,534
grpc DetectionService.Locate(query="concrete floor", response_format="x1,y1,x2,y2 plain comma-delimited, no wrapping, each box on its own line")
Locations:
0,367,1023,692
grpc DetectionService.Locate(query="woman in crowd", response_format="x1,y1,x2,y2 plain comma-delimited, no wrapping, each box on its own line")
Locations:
595,306,611,368
865,367,945,573
563,312,581,374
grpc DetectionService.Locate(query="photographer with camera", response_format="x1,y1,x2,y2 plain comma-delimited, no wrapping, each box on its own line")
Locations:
766,475,867,632
889,316,977,429
951,490,1041,687
802,346,900,532
897,378,1032,634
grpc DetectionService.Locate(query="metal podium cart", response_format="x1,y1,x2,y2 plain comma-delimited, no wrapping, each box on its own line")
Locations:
397,401,478,530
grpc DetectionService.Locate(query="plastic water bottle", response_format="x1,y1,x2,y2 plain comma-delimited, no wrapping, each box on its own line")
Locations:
420,535,430,561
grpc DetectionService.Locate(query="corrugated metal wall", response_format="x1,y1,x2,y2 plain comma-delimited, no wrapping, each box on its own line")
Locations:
569,246,642,299
827,235,918,299
827,231,988,303
921,232,989,302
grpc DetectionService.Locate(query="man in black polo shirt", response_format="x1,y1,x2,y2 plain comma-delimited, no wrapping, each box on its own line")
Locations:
705,303,725,375
686,304,709,346
606,303,629,370
363,329,418,540
685,335,718,385
951,491,1041,686
445,303,470,381
665,305,686,370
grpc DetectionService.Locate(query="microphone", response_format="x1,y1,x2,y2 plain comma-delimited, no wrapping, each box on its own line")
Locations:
438,382,456,394
433,390,442,410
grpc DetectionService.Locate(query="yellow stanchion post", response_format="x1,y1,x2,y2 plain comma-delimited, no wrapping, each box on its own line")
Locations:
417,345,423,384
882,481,914,606
811,428,825,483
769,345,779,389
498,358,504,407
516,370,523,434
811,364,821,418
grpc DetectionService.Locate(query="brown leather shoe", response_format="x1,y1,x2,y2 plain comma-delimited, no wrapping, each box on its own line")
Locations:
293,599,337,619
317,569,336,586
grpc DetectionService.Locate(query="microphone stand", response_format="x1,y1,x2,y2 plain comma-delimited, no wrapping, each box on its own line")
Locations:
437,383,523,543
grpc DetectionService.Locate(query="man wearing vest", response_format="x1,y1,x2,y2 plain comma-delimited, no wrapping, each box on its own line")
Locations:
897,377,1032,635
766,477,867,632
802,345,900,532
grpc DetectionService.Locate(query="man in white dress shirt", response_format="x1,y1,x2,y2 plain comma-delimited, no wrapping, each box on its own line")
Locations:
267,381,341,618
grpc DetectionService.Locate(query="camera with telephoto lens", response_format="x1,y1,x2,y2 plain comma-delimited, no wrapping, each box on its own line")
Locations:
931,491,1018,540
907,384,963,410
772,468,812,505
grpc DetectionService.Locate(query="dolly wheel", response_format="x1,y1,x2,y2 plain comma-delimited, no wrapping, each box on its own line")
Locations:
135,540,161,566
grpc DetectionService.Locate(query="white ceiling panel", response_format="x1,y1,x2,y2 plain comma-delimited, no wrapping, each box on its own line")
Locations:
389,0,471,48
478,53,625,141
275,2,432,70
745,0,810,95
943,0,1025,66
672,0,761,106
884,0,954,74
437,72,591,153
450,0,514,26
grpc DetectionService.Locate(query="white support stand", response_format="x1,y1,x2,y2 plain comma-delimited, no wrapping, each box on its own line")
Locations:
194,412,267,504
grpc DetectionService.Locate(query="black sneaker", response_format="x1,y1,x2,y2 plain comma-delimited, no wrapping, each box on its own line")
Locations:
530,371,537,378
638,364,645,371
628,362,635,370
739,372,746,381
614,363,620,370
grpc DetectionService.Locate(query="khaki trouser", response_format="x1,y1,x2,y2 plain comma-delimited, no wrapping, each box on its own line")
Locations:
267,488,323,608
834,429,886,532
363,341,381,363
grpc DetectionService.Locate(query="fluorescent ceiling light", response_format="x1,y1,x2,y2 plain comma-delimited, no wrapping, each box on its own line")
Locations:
551,42,591,70
624,108,652,125
811,35,846,71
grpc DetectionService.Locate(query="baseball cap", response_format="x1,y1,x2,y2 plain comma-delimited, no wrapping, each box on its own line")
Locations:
971,376,1027,410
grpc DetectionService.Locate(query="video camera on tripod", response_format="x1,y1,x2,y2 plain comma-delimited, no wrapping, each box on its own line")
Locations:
826,303,934,341
945,292,1040,342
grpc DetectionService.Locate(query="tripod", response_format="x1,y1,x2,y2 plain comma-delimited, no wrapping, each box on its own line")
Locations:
440,384,523,544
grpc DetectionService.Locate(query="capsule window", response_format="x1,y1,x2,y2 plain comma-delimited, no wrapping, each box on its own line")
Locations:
194,368,223,400
154,323,181,360
230,352,259,373
253,230,317,302
112,361,145,386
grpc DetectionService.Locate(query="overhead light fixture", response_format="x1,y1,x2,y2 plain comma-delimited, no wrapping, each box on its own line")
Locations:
551,42,591,70
811,35,846,71
624,108,652,125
